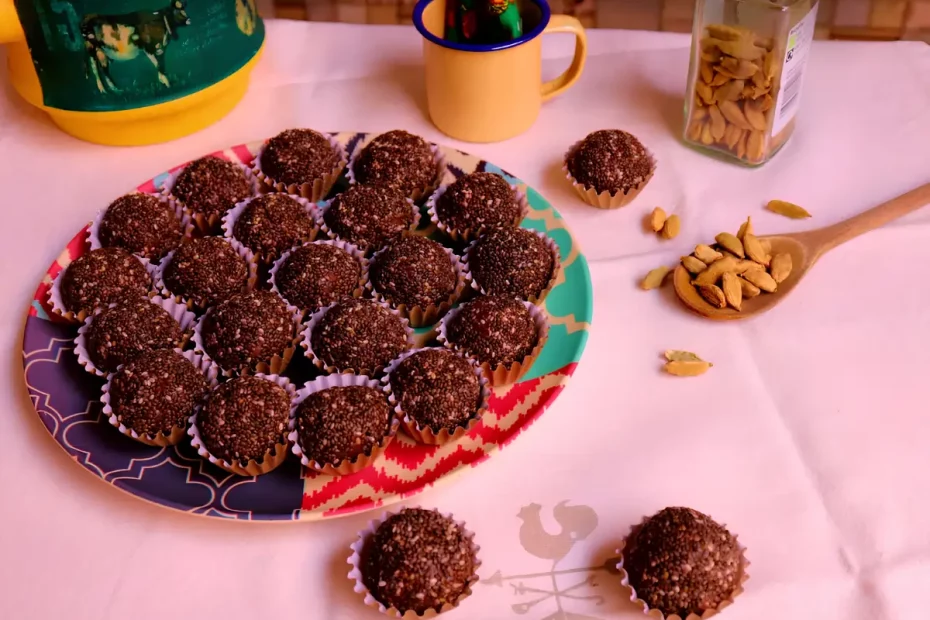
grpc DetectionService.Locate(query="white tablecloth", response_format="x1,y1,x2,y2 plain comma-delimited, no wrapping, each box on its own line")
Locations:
2,19,930,620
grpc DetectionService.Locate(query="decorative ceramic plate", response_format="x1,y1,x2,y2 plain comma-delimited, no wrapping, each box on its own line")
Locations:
23,132,592,521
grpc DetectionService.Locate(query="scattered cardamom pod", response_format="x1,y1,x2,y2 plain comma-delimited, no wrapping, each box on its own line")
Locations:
640,266,671,290
650,207,667,232
766,200,812,219
715,232,745,258
662,214,681,239
665,360,713,377
665,350,708,363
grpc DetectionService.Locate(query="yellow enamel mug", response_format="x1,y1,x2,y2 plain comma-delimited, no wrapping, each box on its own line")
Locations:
414,0,586,143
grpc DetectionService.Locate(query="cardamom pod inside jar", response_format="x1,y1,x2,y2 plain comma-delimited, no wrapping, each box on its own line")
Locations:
683,0,818,165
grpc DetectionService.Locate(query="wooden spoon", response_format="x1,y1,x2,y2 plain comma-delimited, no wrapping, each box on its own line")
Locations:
674,182,930,320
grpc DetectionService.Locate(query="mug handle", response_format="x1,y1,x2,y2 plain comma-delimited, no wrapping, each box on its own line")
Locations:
540,15,587,102
0,0,24,44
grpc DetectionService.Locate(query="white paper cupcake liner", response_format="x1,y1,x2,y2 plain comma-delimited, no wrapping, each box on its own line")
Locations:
74,295,197,378
87,191,195,257
318,193,421,256
187,373,297,477
562,140,657,210
426,179,530,243
268,238,369,320
462,229,561,306
382,347,489,445
347,138,446,204
161,160,261,234
221,193,321,264
251,132,347,201
436,298,549,387
348,507,481,618
300,299,415,376
152,237,259,311
288,373,400,475
100,348,220,447
48,252,158,324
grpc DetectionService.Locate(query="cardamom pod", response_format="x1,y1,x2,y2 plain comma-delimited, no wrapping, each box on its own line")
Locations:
737,216,752,240
708,105,727,141
769,253,793,283
743,233,770,266
721,272,743,311
650,207,667,232
698,284,727,309
694,244,723,264
742,268,777,292
665,350,709,363
662,215,681,239
693,255,738,286
665,360,713,377
738,276,761,298
681,255,708,274
766,200,812,219
719,100,753,130
715,232,745,258
640,266,671,290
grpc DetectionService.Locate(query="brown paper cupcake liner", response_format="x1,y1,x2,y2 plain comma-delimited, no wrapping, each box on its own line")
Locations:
190,306,302,378
221,193,321,264
347,507,481,618
288,373,400,475
347,140,446,204
426,180,530,243
436,299,549,387
87,191,195,256
161,161,261,235
562,140,657,210
100,348,220,447
318,194,421,257
268,238,369,321
365,242,467,328
615,516,750,620
152,237,259,312
382,347,489,445
300,299,416,376
48,253,159,324
251,133,347,202
74,295,197,378
187,373,297,477
462,229,562,306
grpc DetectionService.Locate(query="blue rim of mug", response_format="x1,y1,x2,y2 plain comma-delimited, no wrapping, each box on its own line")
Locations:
413,0,552,52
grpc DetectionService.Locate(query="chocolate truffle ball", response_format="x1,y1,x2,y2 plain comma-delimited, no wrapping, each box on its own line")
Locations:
296,385,392,466
370,236,456,308
468,228,555,300
232,193,316,259
172,156,253,224
85,299,183,373
259,128,342,187
198,376,291,466
310,298,408,373
436,172,521,235
363,508,476,614
624,507,743,618
446,296,537,367
353,130,437,196
567,130,653,195
163,237,249,307
323,185,414,253
201,290,295,372
98,193,182,260
60,248,152,316
390,350,481,433
273,243,361,313
108,349,209,438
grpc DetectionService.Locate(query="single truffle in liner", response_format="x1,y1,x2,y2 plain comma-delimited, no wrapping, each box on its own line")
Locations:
353,130,437,196
60,247,152,316
362,508,477,615
566,130,653,195
108,349,209,438
446,296,537,367
232,193,316,259
201,290,295,371
197,376,291,466
163,237,249,307
172,156,253,224
273,243,362,313
97,193,182,260
310,298,409,372
370,236,456,308
323,185,414,253
623,507,743,618
468,228,555,300
390,349,481,433
259,128,342,188
435,172,521,235
296,385,392,466
85,299,183,373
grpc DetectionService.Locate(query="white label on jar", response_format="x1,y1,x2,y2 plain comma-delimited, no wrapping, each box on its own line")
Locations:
771,2,819,137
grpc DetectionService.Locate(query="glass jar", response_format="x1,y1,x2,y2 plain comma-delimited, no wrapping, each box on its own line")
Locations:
683,0,818,165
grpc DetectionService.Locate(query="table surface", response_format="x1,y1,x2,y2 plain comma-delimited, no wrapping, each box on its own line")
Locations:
3,19,930,620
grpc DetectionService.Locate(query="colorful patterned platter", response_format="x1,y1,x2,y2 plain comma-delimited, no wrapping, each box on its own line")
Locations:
22,132,592,521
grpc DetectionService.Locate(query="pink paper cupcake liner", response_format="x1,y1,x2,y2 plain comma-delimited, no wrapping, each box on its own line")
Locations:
562,140,657,210
462,229,562,306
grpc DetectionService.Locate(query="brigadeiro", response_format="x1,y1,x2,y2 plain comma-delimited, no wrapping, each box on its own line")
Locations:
386,348,486,444
619,507,747,619
351,507,479,616
102,349,212,446
321,185,417,255
564,129,656,209
270,241,365,317
170,156,254,233
197,290,296,375
368,235,462,327
351,130,442,200
430,172,525,241
306,298,411,375
255,128,345,200
227,193,317,262
93,193,183,260
466,228,559,303
191,375,294,476
290,374,396,474
159,237,255,309
52,247,152,321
